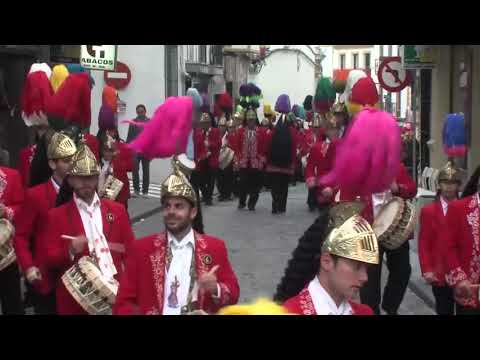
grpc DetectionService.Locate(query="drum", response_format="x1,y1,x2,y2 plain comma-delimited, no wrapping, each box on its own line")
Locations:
372,196,416,250
0,219,16,272
99,175,124,201
173,154,196,176
219,147,234,170
62,256,118,315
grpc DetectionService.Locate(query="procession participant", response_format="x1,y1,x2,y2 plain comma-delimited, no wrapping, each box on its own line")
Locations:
98,134,131,210
443,164,480,314
0,165,25,314
418,161,462,315
235,84,265,211
216,117,235,202
235,107,266,211
275,202,378,315
305,113,341,212
43,143,135,315
193,112,221,206
266,94,297,214
14,132,77,314
113,159,239,315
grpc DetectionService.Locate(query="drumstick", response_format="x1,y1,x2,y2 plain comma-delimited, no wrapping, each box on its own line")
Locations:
61,235,77,241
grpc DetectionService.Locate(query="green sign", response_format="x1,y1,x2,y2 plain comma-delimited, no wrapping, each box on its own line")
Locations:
401,45,436,69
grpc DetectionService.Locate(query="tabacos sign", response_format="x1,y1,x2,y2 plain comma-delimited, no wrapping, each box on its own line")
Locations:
80,45,117,71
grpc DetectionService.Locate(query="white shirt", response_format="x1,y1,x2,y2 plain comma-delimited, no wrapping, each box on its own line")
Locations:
163,229,196,315
440,196,449,216
73,193,117,282
50,177,60,193
308,277,353,315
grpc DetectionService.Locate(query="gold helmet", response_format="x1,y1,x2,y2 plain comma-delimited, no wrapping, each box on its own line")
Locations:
331,102,348,114
199,112,211,124
47,132,77,160
218,116,227,127
69,142,100,176
322,201,379,265
312,113,323,128
437,161,463,184
161,158,197,205
102,134,117,151
324,112,341,131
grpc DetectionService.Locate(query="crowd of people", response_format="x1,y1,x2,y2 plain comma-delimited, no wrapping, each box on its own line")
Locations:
0,62,479,316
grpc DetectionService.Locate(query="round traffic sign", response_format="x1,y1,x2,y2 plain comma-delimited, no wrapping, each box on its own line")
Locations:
377,57,411,93
104,61,131,90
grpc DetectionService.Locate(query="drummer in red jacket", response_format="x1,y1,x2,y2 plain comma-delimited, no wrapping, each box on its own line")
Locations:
305,114,340,212
194,113,221,206
418,161,462,315
337,148,417,315
275,202,378,315
14,132,77,314
43,143,134,315
98,134,132,210
114,159,239,315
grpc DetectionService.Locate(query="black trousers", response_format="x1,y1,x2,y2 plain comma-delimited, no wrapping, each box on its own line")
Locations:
432,285,455,315
232,171,240,197
238,168,263,209
133,155,151,194
25,282,56,315
307,187,318,210
360,241,412,315
0,263,24,315
217,163,234,199
263,171,271,190
198,161,217,202
270,172,290,213
456,303,480,315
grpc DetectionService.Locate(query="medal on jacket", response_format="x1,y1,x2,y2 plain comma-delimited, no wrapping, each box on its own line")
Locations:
168,275,180,308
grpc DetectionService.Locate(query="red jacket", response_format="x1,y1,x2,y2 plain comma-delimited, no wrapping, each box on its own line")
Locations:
265,127,298,175
339,162,417,225
194,128,221,171
43,198,135,315
418,200,449,286
102,141,134,206
84,133,100,162
305,139,338,204
113,231,240,315
283,287,374,315
234,127,267,170
301,128,325,157
18,144,36,188
13,180,58,294
444,194,480,308
0,166,25,223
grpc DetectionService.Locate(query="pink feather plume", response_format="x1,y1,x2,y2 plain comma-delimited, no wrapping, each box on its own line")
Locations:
321,109,401,197
128,96,193,160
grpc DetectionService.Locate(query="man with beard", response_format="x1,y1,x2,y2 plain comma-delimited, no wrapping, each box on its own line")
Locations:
43,143,135,315
113,159,239,315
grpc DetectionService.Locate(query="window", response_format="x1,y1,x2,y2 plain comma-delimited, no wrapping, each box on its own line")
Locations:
364,52,371,69
199,45,207,63
340,54,346,69
352,53,359,69
210,45,223,66
165,45,178,97
188,45,194,61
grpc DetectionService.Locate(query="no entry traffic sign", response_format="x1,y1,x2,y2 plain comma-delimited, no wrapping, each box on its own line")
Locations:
104,61,131,90
377,57,411,93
